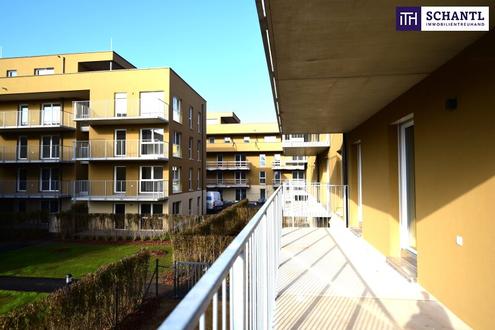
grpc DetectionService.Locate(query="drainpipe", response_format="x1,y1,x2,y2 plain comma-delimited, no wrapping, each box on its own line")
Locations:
342,133,349,228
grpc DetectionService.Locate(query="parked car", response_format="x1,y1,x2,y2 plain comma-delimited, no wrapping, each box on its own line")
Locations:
206,191,224,212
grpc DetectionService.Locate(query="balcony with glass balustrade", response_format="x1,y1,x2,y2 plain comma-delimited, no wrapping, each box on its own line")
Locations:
0,107,75,131
72,180,168,201
73,96,168,125
73,140,168,161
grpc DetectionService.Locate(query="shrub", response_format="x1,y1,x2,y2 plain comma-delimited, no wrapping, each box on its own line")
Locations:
0,251,150,330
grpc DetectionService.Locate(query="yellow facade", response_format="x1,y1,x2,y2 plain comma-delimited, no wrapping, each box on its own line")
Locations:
206,113,337,202
0,51,206,217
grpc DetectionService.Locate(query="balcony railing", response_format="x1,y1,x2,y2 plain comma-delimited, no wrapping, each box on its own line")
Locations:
282,134,330,147
0,180,72,198
206,178,250,187
160,182,348,329
160,186,283,329
206,160,250,170
73,180,168,201
0,109,75,130
0,145,73,163
207,140,283,152
73,99,168,122
73,140,168,160
271,160,305,170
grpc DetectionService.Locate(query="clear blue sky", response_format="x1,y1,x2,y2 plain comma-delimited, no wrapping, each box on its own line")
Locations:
0,0,276,123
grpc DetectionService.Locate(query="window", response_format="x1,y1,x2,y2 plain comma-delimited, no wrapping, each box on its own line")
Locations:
235,188,246,201
188,198,193,215
208,137,215,144
172,96,182,123
17,136,27,160
259,171,266,184
172,201,181,215
260,188,266,200
235,171,246,184
188,107,193,129
264,136,277,142
114,92,127,117
197,197,201,215
18,104,29,126
188,168,193,191
114,204,126,229
172,166,181,193
140,166,163,193
224,137,231,144
273,154,281,167
6,70,17,77
41,136,60,159
235,154,246,166
197,140,201,160
188,138,193,159
42,103,61,125
274,171,281,185
217,171,223,184
141,128,164,156
243,136,250,143
114,166,126,193
40,168,59,191
34,68,54,75
197,168,201,190
259,154,266,167
115,129,126,156
41,200,59,214
293,170,305,181
140,203,163,215
140,91,164,116
17,168,27,192
197,111,202,133
173,132,182,158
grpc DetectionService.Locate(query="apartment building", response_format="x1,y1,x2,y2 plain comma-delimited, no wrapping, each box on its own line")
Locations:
0,51,206,220
206,112,328,202
258,2,495,328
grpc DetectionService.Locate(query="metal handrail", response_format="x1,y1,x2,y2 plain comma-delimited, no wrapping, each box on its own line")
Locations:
0,109,75,128
206,160,250,168
0,145,73,162
206,178,249,185
73,140,169,159
73,180,168,198
160,186,282,329
73,99,169,120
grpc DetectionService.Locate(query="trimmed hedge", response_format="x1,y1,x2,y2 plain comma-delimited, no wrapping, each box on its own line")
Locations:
171,200,259,263
0,250,150,330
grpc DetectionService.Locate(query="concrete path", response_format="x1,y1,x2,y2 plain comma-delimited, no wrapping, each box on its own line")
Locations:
274,223,471,329
0,276,67,293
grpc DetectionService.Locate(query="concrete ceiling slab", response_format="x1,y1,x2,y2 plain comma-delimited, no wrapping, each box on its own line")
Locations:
258,0,494,133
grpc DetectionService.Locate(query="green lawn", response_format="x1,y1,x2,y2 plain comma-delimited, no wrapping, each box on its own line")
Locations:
0,241,173,278
0,241,173,315
0,290,48,315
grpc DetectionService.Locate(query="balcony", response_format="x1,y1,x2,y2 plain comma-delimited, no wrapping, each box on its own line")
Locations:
160,182,469,329
73,99,168,125
72,180,168,201
206,178,250,188
271,159,305,170
0,145,73,163
0,109,75,132
207,140,282,153
282,134,330,156
73,140,168,161
0,180,72,198
206,160,250,171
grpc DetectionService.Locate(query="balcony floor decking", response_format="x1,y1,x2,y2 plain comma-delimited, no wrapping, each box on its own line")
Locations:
275,223,470,329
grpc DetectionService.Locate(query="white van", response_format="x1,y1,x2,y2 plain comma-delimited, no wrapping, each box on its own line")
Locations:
207,191,224,212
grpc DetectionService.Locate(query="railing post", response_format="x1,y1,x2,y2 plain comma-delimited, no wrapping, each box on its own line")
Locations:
231,248,246,330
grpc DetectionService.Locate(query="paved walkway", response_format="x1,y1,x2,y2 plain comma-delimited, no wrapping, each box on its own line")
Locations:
274,223,471,329
0,276,67,292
